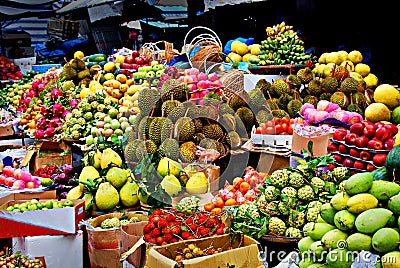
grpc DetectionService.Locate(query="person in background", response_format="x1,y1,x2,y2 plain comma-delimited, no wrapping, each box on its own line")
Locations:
128,29,143,50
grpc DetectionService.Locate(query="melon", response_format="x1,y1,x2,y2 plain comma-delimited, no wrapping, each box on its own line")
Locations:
365,103,391,123
386,145,400,180
374,84,400,110
392,106,400,125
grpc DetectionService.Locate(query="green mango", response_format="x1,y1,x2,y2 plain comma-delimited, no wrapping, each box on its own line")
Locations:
321,229,348,249
326,248,353,268
331,192,350,211
344,172,374,195
298,236,315,253
355,208,393,234
372,228,400,253
369,181,400,201
309,241,326,259
381,251,400,267
388,194,400,215
346,233,372,251
308,223,336,241
320,203,337,225
334,210,356,231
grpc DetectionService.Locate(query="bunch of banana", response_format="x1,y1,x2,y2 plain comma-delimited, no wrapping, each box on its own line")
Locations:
265,21,294,40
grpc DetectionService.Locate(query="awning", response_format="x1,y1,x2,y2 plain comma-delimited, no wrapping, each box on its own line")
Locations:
5,0,56,5
56,0,118,14
204,0,268,12
146,0,187,7
0,0,57,20
139,19,187,29
87,3,122,23
156,5,187,21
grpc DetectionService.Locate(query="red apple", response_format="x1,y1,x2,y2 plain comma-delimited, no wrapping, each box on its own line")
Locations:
372,153,387,166
5,177,16,187
363,125,377,139
333,129,348,141
367,139,384,150
124,56,135,64
384,123,399,137
327,164,336,171
363,120,375,127
0,174,6,185
338,144,348,154
131,63,139,71
135,56,144,65
345,133,358,146
353,160,366,170
131,51,139,58
333,154,344,163
2,166,15,177
374,127,391,142
374,121,385,129
366,163,376,171
347,115,362,124
327,143,338,153
342,158,354,167
349,148,360,158
359,150,372,161
384,138,395,151
355,136,369,149
349,122,365,135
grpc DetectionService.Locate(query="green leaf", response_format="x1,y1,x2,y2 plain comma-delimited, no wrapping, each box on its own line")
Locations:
110,134,119,144
307,141,314,157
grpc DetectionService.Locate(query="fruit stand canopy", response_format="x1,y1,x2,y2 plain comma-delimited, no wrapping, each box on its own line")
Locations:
0,0,57,20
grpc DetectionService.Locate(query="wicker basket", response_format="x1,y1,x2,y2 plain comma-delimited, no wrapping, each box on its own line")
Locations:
184,26,224,72
219,69,249,101
139,41,179,63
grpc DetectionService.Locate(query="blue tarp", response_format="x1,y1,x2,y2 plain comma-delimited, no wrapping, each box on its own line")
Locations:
34,38,89,58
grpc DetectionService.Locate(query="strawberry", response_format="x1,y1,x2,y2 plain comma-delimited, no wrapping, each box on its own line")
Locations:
157,219,168,228
164,233,173,242
166,214,176,222
181,231,191,240
189,223,198,231
216,227,225,235
151,229,161,237
144,233,152,241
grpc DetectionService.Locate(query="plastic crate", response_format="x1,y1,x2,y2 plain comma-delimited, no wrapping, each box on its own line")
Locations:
47,18,79,39
32,64,61,73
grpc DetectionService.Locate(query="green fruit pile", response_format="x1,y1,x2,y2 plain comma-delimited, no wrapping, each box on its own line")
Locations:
256,21,314,66
298,171,400,267
1,71,38,108
230,155,351,239
5,198,74,212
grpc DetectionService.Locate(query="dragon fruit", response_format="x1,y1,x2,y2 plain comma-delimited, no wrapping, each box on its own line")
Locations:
300,103,315,115
44,127,55,137
51,88,63,99
52,103,64,116
34,130,45,139
69,99,79,108
316,100,340,113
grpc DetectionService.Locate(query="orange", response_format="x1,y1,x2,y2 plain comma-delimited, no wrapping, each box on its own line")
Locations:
211,207,222,215
19,118,28,125
204,202,215,212
239,181,250,194
224,198,237,206
27,121,36,129
215,197,225,208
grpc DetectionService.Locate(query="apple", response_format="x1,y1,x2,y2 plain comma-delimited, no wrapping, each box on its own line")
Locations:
146,71,156,78
367,139,384,150
156,69,164,77
374,127,391,142
5,177,16,187
135,56,145,65
2,166,15,177
359,150,372,161
338,144,348,154
345,133,358,146
363,120,375,127
363,125,377,139
355,136,369,148
374,121,385,129
372,153,387,166
13,169,22,180
327,143,338,153
125,56,135,64
366,163,376,172
347,115,361,124
384,123,399,137
384,138,395,150
327,164,336,171
349,122,365,135
25,181,36,189
349,148,360,158
353,160,366,170
132,51,139,58
333,129,348,141
342,158,354,168
333,154,343,163
0,174,6,184
12,180,25,190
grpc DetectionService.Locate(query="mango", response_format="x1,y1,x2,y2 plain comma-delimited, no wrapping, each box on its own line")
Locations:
308,222,336,241
316,215,326,223
298,236,315,253
347,193,379,214
387,215,396,227
309,241,326,259
389,195,400,215
372,228,400,253
308,264,325,268
346,233,372,251
320,203,337,224
344,172,374,195
326,248,353,268
298,258,316,268
382,251,400,268
331,192,351,211
334,210,356,231
369,181,400,201
321,229,348,249
355,208,393,234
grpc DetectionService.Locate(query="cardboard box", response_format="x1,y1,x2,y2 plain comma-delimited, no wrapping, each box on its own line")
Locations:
13,57,36,74
0,124,15,137
146,233,265,268
12,230,83,268
22,140,72,174
87,212,148,268
0,192,85,238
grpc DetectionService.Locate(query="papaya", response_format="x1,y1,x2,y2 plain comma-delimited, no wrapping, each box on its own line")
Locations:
344,172,374,195
369,180,400,201
346,193,378,214
355,208,393,234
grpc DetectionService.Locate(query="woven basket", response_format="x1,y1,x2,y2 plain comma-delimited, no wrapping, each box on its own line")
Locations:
219,69,248,101
184,26,224,72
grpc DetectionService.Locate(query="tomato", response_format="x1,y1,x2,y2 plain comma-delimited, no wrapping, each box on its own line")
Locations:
275,125,283,134
280,131,288,135
204,202,215,212
259,123,266,129
288,124,293,135
281,116,290,124
281,123,288,132
255,127,262,134
266,120,274,127
273,117,281,125
290,118,295,124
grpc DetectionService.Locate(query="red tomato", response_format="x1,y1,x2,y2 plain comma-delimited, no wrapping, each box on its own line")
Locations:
280,131,288,135
290,118,295,124
255,127,262,134
275,125,283,134
288,124,293,135
266,120,275,127
281,123,288,132
266,126,275,135
273,117,282,125
281,116,290,124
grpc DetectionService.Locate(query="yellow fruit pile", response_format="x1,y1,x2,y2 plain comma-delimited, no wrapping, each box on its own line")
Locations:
227,40,260,63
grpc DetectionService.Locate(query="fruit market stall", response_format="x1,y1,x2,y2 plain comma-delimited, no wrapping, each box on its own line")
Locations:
1,19,400,268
